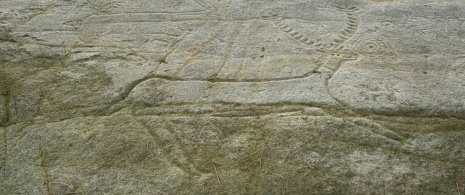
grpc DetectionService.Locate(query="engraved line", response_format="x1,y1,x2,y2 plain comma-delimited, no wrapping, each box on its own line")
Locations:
235,23,264,79
330,7,360,51
38,144,53,195
269,14,319,48
1,127,6,177
213,21,244,79
161,121,200,175
151,38,170,44
132,117,178,167
154,30,193,74
173,36,217,77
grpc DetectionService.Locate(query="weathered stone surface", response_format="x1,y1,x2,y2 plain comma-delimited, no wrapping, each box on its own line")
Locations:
1,0,465,194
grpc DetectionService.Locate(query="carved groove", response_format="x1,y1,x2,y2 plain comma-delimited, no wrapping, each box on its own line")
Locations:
2,127,6,177
38,144,53,195
352,37,396,57
137,118,200,175
267,5,360,57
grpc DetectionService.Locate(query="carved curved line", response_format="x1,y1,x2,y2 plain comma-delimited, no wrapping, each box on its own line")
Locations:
268,5,360,53
305,40,315,45
283,28,293,33
332,8,360,52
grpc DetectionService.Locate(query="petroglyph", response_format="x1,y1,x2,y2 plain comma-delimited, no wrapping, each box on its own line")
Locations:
262,5,362,74
351,36,396,57
264,5,361,51
11,1,366,82
3,1,465,194
5,0,465,118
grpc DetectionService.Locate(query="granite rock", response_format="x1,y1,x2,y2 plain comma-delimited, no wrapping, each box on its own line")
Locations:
1,0,465,194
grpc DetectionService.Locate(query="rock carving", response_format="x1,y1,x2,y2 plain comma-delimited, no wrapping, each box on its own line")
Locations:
1,1,465,194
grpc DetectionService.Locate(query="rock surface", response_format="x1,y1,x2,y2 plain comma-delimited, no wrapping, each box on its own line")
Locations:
1,0,465,194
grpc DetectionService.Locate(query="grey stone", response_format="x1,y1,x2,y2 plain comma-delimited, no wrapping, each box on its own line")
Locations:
1,0,465,194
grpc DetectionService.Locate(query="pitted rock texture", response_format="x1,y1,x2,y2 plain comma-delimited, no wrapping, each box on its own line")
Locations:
1,0,465,194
